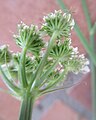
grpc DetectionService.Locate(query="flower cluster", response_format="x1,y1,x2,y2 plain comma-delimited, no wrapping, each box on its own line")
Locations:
14,22,44,56
8,53,40,81
48,36,90,74
0,10,90,100
41,10,75,39
38,38,90,89
49,38,73,61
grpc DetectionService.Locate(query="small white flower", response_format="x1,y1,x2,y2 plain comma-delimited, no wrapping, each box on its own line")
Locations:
70,19,75,26
48,57,53,60
63,13,66,17
17,24,21,28
23,25,29,30
43,16,48,21
31,56,35,60
55,10,62,14
85,59,90,65
40,50,45,57
20,21,23,24
50,13,56,18
79,54,85,59
45,42,48,47
60,69,64,73
72,47,79,54
81,66,90,74
42,23,48,26
0,45,8,50
67,14,71,21
68,38,72,45
59,62,63,68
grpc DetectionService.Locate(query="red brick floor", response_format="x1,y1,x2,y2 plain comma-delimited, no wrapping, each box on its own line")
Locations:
70,73,92,110
41,101,87,120
0,0,96,120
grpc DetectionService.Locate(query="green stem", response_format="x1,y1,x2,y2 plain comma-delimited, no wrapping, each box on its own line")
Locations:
81,0,96,119
0,65,21,95
19,94,34,120
40,82,80,96
30,31,58,90
19,47,28,88
81,0,92,31
90,28,96,120
36,59,59,87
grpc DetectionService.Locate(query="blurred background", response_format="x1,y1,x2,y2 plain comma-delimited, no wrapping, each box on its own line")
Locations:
0,0,96,120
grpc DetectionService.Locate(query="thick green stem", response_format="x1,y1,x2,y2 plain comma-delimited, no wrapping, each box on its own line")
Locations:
19,94,34,120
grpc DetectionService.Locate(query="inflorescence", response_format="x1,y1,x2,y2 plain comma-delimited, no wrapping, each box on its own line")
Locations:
0,10,90,100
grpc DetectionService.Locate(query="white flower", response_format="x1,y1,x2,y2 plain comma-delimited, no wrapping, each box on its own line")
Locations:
59,69,64,73
23,25,29,30
31,56,35,60
79,54,85,59
59,62,63,68
67,14,71,21
68,38,72,45
85,59,90,65
70,19,75,26
40,50,45,57
50,13,56,18
43,16,48,21
55,10,62,14
45,42,48,47
81,66,90,74
71,47,79,55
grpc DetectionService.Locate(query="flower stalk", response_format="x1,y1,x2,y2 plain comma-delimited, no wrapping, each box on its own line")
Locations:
19,93,34,120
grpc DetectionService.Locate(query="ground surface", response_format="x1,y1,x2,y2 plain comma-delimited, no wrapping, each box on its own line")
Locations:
0,0,96,120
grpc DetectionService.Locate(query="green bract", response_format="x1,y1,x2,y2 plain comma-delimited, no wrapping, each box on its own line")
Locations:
12,53,35,73
14,22,44,56
41,10,75,39
49,39,72,60
0,45,12,65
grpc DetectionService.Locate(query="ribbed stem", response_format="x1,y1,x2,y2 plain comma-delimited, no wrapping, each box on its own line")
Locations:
19,47,28,88
19,94,34,120
30,31,58,90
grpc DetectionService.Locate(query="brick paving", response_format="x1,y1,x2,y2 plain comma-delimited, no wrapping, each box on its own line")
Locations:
41,101,87,120
0,0,96,120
